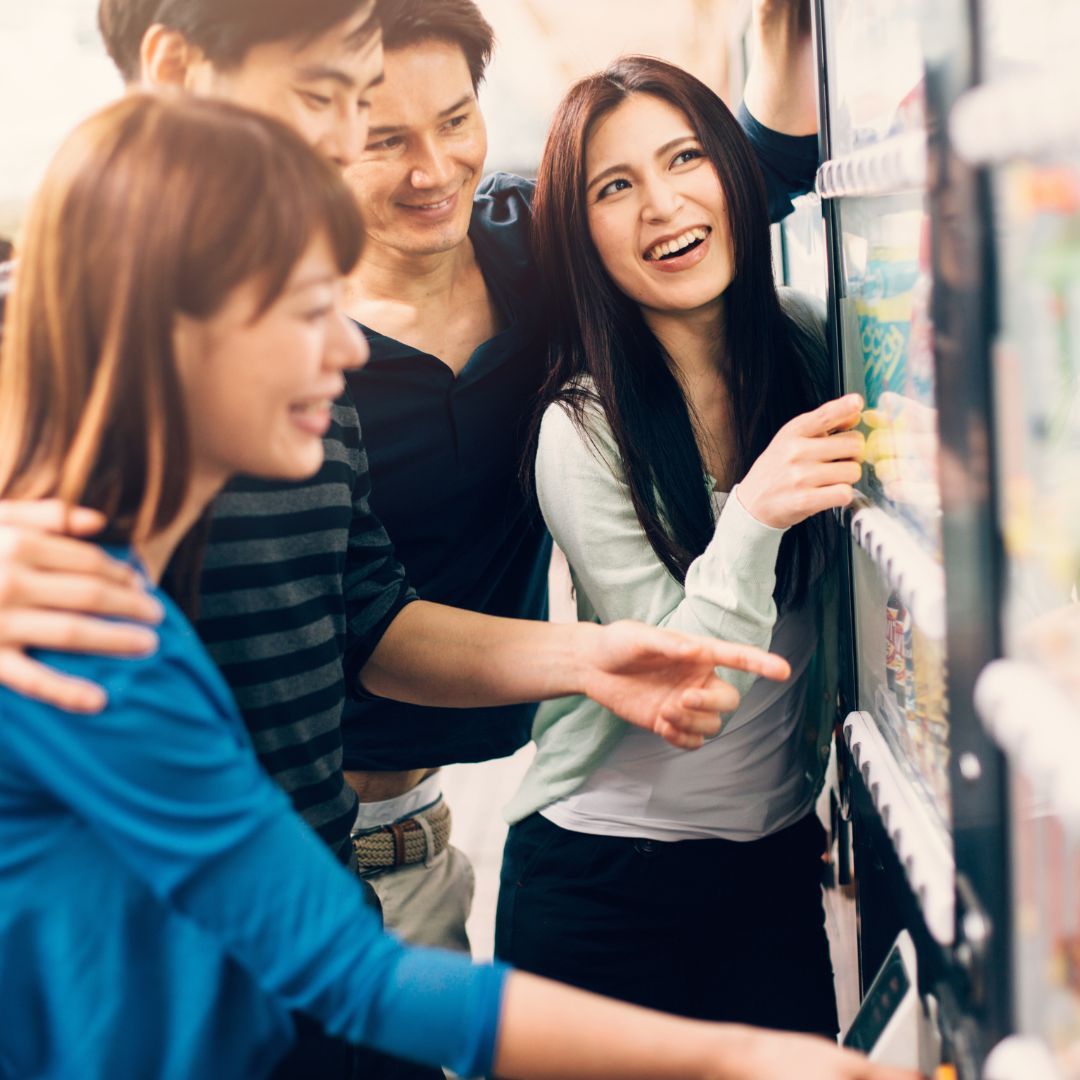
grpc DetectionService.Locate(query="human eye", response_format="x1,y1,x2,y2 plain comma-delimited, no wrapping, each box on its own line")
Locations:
444,113,469,131
297,88,332,109
301,304,334,324
297,290,335,322
596,177,631,201
672,146,704,168
366,134,404,152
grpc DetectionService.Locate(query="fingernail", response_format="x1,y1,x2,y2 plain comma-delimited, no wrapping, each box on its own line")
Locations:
131,629,160,652
141,599,166,623
74,687,108,712
118,564,144,585
68,507,105,530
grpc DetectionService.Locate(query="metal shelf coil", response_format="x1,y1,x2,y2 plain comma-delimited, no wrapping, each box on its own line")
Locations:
843,709,955,945
816,133,928,200
847,496,947,641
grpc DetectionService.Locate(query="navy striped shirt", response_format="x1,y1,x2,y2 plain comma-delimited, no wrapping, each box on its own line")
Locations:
195,392,415,861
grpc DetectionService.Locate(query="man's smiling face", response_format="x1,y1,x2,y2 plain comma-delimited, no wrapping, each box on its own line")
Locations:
344,39,488,257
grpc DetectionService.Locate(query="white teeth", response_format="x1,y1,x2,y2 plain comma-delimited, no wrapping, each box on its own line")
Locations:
646,226,709,261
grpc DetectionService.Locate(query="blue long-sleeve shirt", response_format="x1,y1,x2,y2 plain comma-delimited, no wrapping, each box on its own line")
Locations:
0,553,507,1080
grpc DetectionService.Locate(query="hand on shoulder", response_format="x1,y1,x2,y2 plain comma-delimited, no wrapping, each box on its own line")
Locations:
0,500,161,712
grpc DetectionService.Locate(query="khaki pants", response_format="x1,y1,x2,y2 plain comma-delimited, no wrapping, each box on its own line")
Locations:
366,844,475,954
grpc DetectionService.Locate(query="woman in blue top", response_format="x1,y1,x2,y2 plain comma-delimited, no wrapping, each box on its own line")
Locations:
0,93,907,1080
497,56,866,1037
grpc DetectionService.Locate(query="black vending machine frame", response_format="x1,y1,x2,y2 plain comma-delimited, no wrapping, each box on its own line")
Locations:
810,0,1012,1072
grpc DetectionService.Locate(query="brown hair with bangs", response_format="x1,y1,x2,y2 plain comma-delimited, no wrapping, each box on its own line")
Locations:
0,93,362,546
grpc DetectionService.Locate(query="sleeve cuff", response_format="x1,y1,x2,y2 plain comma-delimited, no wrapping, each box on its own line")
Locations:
737,101,820,161
699,484,787,578
730,483,787,536
344,589,419,700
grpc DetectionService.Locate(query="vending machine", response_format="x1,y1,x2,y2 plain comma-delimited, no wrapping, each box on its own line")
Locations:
953,1,1080,1076
808,0,1012,1074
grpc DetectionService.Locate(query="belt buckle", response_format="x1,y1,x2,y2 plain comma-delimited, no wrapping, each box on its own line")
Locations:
351,797,449,874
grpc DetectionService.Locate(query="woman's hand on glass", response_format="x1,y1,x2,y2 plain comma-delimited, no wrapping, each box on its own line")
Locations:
737,394,865,530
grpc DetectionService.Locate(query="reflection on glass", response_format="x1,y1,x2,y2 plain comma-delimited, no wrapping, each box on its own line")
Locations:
843,198,943,553
825,0,927,157
995,161,1080,658
1010,770,1080,1074
864,393,939,513
982,0,1080,83
837,188,950,829
780,198,827,302
989,125,1080,1059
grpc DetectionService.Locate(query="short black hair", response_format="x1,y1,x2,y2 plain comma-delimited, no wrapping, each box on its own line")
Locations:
151,0,379,72
376,0,495,90
98,0,162,83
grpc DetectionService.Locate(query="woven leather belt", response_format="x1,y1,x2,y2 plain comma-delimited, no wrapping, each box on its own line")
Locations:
351,797,452,871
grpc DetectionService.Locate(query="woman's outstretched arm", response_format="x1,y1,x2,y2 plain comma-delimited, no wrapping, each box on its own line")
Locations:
495,971,921,1080
743,0,819,137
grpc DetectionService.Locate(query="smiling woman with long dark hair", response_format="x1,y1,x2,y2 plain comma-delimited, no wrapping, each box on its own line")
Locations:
497,55,866,1037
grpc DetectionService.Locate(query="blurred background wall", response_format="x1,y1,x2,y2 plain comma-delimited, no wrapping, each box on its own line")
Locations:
0,0,750,240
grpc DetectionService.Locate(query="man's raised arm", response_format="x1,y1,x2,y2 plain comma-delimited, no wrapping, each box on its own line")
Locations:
743,0,818,137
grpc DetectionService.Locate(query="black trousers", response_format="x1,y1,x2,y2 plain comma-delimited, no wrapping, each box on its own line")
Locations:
495,811,839,1036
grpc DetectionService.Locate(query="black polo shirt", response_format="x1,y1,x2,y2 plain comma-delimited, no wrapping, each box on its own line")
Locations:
342,174,550,769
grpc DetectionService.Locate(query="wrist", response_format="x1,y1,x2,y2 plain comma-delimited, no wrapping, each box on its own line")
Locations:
698,1024,758,1080
568,621,606,700
753,0,810,40
731,483,785,534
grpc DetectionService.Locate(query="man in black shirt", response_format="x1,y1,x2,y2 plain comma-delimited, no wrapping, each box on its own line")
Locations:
339,0,822,953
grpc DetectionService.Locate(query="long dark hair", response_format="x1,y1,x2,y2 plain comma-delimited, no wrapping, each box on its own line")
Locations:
529,55,827,608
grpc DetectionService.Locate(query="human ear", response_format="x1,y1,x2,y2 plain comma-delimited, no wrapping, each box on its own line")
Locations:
141,25,206,92
171,312,207,392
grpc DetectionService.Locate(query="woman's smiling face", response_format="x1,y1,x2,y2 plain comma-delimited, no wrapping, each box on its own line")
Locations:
584,92,735,318
174,234,368,489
